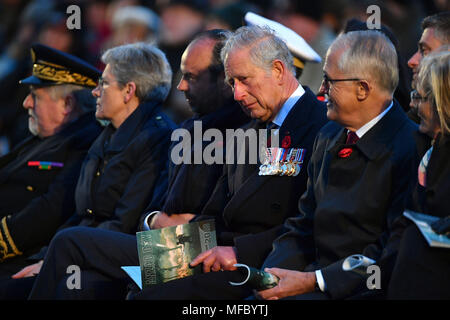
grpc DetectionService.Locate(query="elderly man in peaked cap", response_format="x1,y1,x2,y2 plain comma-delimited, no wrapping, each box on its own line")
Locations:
0,43,103,281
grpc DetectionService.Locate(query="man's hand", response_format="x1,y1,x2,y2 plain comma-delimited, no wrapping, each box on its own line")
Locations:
190,246,238,273
11,260,43,279
150,212,195,229
256,268,316,300
431,215,450,235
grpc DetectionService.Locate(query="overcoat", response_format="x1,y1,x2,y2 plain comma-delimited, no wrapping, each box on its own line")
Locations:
262,101,419,299
70,100,176,234
388,132,450,299
0,112,102,273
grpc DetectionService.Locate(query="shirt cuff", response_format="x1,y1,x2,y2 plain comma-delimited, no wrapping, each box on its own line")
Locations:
143,211,160,230
315,269,327,292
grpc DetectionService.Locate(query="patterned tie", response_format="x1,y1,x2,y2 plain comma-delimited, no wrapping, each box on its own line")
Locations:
346,131,359,145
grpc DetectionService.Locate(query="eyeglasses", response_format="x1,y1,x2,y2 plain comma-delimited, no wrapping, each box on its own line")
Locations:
96,77,121,90
321,74,362,92
410,90,429,101
410,90,430,105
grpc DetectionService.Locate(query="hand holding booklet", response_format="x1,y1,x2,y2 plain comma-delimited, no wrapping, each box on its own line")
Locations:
403,210,450,249
122,219,216,289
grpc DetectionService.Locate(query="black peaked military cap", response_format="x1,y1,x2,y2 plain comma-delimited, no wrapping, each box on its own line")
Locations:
20,43,101,88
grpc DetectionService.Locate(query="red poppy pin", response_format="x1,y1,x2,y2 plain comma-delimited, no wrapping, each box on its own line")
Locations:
338,147,353,158
281,135,292,148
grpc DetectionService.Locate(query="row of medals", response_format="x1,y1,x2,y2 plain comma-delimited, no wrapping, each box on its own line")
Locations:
259,148,304,176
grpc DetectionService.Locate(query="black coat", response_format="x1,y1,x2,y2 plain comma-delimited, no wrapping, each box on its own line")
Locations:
410,132,450,217
0,112,102,261
194,87,328,263
68,100,176,234
160,100,250,215
262,101,419,299
387,133,450,299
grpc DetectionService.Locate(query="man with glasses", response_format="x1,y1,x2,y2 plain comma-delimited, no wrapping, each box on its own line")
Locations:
252,30,419,300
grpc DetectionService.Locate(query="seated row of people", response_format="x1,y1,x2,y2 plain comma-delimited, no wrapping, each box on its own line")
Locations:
0,12,448,300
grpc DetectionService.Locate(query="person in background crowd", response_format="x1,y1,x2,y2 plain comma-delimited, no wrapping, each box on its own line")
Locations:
407,11,450,123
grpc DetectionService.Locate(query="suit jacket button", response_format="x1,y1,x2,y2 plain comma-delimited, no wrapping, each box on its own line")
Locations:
26,185,34,191
86,209,93,214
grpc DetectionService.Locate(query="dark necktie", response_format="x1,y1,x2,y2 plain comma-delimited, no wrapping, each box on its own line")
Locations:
267,122,279,147
346,131,359,145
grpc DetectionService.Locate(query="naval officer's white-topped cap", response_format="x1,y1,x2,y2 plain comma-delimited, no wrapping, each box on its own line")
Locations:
244,12,321,69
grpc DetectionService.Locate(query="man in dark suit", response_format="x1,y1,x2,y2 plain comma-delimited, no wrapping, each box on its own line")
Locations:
255,30,419,300
28,25,328,300
127,25,328,299
143,29,249,230
0,44,103,278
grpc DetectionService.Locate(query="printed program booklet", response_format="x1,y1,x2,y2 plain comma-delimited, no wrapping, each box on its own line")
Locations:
122,219,216,289
403,209,450,249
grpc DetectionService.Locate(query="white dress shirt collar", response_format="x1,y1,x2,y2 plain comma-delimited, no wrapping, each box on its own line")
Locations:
354,101,394,138
272,84,305,128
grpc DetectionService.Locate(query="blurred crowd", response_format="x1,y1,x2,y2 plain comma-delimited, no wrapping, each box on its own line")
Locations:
0,0,448,155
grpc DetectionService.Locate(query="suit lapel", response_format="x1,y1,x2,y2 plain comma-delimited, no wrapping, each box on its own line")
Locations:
226,120,262,196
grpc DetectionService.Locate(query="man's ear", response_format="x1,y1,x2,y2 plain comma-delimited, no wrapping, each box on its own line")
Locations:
124,82,137,103
272,60,285,83
63,94,75,115
356,80,371,101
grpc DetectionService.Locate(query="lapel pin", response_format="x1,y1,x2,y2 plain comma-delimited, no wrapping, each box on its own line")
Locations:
338,148,353,158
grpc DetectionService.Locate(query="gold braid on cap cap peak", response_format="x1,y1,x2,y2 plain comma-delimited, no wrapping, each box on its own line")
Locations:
293,57,304,70
0,216,23,262
32,59,98,87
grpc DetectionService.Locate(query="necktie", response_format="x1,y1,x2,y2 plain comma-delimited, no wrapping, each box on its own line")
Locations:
346,131,359,145
267,122,279,147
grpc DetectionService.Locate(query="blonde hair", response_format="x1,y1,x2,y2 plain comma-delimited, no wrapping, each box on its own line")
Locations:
417,50,450,135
